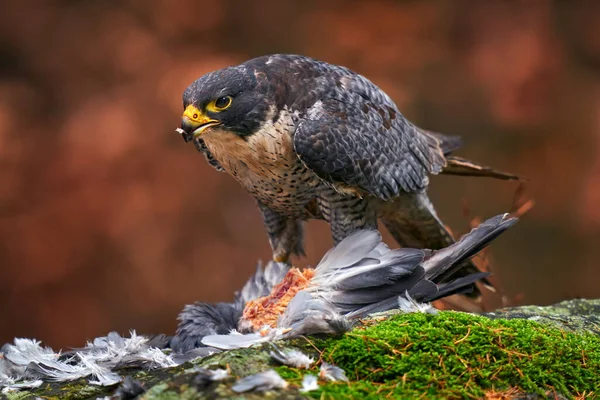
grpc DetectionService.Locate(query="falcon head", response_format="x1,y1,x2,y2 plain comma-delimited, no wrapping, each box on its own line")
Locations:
179,66,271,142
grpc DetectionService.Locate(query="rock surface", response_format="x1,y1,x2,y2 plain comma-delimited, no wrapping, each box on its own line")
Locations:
482,298,600,336
4,299,600,399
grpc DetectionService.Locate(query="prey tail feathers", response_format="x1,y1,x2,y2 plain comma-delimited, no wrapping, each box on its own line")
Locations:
422,213,518,290
377,193,498,298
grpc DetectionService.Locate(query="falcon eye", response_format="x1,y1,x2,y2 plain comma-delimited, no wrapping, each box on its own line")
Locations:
208,96,233,111
216,96,232,109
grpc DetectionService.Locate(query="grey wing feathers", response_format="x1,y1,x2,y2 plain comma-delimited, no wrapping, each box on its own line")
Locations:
311,229,424,291
294,95,446,200
425,272,491,302
314,229,386,273
308,214,516,319
421,213,518,282
330,265,425,308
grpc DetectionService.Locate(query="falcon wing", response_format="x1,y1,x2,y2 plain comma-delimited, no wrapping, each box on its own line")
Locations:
293,96,447,200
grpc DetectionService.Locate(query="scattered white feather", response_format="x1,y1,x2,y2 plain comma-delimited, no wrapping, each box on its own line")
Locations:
207,368,229,381
76,331,176,369
397,293,438,315
319,362,348,382
231,369,288,393
300,374,319,393
1,379,43,394
0,331,177,392
3,338,57,367
75,353,121,386
28,355,111,384
269,346,314,369
189,366,230,383
201,327,286,350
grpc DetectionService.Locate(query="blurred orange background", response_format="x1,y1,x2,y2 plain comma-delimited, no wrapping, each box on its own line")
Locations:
2,0,600,348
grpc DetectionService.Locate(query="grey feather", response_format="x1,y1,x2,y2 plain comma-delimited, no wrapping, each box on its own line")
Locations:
330,265,425,306
278,291,353,336
201,332,275,350
231,369,288,393
343,296,402,319
406,278,440,300
114,376,146,399
170,302,240,353
269,345,314,369
314,229,383,273
319,362,349,382
330,249,424,291
170,347,222,364
422,213,518,282
424,272,491,302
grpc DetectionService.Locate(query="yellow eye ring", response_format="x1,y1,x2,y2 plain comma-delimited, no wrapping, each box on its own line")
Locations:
207,96,232,112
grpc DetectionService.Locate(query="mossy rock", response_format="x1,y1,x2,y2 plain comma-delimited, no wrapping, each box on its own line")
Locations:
7,299,600,399
482,298,600,336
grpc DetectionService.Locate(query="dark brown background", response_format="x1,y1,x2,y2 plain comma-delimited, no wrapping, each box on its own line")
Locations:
2,0,600,348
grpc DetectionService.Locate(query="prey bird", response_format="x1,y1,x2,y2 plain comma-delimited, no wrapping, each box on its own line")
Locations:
177,54,519,288
171,213,518,353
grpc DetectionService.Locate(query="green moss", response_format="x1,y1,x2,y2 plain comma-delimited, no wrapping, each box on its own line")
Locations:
307,311,600,398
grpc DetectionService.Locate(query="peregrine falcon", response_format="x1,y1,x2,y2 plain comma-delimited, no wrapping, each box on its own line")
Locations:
178,54,518,278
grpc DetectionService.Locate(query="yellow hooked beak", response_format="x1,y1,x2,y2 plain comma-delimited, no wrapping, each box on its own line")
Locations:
180,105,220,139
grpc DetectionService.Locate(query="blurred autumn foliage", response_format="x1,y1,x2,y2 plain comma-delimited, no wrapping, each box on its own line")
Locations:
2,0,600,348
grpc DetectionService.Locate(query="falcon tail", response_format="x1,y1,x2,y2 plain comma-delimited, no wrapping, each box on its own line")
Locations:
441,156,524,181
422,130,523,181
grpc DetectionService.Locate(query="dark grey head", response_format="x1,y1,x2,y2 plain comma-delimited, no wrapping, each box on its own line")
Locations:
179,65,270,141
